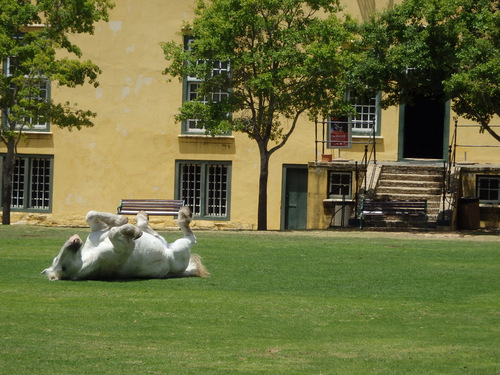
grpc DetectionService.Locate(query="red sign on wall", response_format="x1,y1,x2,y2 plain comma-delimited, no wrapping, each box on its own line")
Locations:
327,117,352,149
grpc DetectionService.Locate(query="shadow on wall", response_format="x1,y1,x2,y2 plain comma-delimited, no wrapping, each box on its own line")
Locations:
178,136,236,155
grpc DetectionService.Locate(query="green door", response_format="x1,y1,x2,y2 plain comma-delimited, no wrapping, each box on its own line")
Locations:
283,167,308,230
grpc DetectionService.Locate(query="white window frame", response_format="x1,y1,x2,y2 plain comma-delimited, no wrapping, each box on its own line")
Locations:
5,55,51,132
183,37,230,134
346,91,380,135
328,171,352,199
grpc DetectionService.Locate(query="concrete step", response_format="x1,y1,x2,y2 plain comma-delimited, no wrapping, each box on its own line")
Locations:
375,193,442,201
380,173,443,182
378,179,442,188
382,165,444,174
376,186,443,195
365,164,448,230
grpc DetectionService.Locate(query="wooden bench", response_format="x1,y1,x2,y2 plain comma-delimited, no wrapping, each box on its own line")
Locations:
360,199,428,231
117,199,185,216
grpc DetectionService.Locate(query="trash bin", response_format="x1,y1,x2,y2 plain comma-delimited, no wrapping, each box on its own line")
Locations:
457,197,480,230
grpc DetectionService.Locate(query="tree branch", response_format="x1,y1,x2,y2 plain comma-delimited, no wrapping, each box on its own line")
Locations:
458,94,500,142
269,110,304,155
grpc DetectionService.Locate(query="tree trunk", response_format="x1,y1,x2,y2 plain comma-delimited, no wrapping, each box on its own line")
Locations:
257,145,270,231
2,140,16,225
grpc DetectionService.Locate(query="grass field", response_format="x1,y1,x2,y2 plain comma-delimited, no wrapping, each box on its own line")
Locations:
0,225,499,374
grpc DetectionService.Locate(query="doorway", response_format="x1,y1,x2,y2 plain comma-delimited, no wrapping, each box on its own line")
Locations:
282,166,308,230
400,94,449,160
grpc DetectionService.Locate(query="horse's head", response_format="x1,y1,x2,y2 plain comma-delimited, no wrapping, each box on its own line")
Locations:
42,234,83,280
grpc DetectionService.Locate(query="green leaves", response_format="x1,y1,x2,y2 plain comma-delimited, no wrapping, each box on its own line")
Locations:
162,0,355,145
355,0,500,140
49,102,97,130
51,58,102,88
162,0,356,229
38,0,114,35
0,0,114,136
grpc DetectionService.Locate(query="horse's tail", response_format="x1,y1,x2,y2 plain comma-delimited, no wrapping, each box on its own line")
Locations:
183,254,210,278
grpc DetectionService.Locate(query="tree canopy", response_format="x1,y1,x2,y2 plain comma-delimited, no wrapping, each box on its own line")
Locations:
353,0,500,141
0,0,114,135
162,0,357,229
0,0,114,224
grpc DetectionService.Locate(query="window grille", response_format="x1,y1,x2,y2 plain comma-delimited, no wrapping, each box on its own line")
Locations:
6,56,50,131
206,164,228,217
30,158,51,209
180,163,202,215
183,37,230,134
11,159,25,209
3,155,52,211
328,171,352,199
347,91,378,133
178,161,230,219
477,176,500,203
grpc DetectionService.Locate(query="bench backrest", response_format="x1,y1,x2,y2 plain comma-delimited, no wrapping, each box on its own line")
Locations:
117,199,185,215
362,199,427,211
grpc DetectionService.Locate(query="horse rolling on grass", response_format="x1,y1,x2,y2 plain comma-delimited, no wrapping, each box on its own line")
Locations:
42,206,209,281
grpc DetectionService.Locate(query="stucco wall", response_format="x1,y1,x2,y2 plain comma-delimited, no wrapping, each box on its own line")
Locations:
307,162,361,230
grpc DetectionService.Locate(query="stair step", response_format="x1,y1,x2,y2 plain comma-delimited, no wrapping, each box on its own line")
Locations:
381,173,443,182
378,180,442,188
363,164,448,230
375,193,442,201
382,166,444,174
376,186,442,195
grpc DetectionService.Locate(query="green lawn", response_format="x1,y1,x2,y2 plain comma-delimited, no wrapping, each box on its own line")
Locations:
0,226,498,374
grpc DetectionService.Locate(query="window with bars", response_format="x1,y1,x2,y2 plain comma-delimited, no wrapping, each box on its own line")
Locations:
477,176,500,204
177,161,230,219
185,79,230,132
1,155,52,211
346,91,379,135
183,37,230,134
5,56,51,131
328,171,352,199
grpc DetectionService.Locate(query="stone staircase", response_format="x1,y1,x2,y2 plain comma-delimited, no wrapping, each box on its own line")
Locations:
369,164,445,229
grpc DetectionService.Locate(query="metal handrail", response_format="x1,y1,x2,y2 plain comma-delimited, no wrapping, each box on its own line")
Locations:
355,125,377,219
314,118,377,222
314,119,376,161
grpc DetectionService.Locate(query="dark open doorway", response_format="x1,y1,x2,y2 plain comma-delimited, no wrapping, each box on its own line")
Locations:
401,94,448,160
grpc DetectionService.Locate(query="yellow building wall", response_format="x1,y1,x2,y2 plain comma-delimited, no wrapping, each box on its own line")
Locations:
53,0,266,227
2,0,498,229
3,0,317,229
450,116,500,164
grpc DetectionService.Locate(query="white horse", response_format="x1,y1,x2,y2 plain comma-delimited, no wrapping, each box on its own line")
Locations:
42,206,208,280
